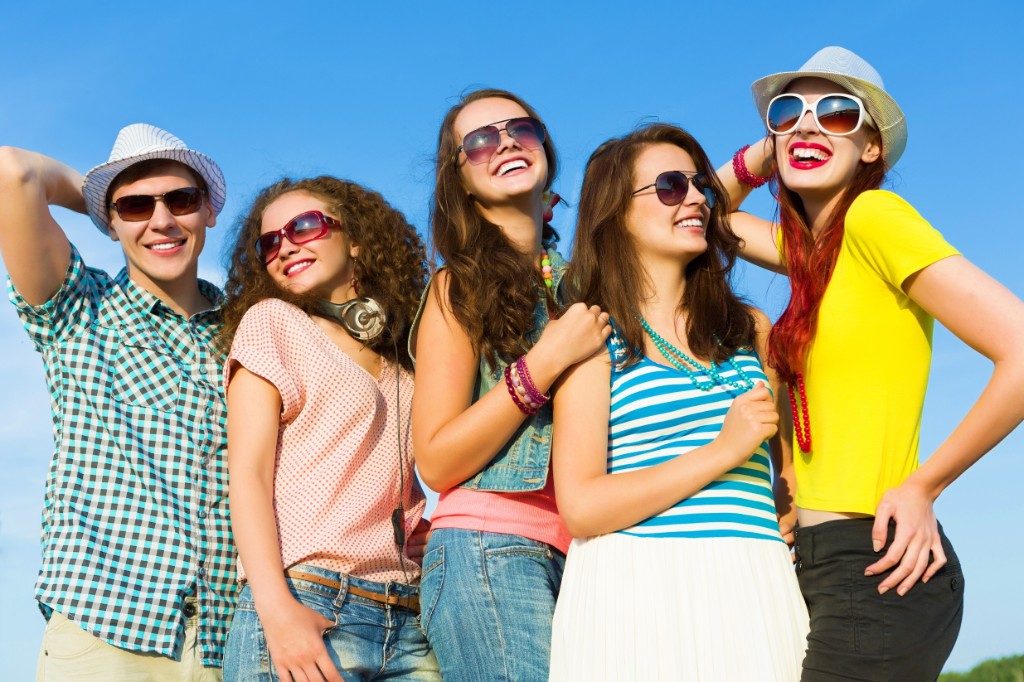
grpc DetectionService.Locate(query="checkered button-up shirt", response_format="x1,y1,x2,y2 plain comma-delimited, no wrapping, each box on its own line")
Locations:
7,245,235,665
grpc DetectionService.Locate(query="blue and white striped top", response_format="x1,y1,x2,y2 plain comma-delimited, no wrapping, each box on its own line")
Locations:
607,332,783,542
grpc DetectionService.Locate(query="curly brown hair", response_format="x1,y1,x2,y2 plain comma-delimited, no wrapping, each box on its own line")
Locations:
567,123,755,367
432,88,559,368
219,177,428,370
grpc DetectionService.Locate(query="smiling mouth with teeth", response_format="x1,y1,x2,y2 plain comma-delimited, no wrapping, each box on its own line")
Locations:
148,240,185,251
791,148,830,161
285,260,313,276
498,159,528,176
675,218,703,229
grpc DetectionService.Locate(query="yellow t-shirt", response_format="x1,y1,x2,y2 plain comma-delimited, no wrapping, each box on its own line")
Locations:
792,190,960,514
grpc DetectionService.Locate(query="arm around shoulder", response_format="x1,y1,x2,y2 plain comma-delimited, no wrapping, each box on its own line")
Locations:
412,271,612,492
0,147,83,305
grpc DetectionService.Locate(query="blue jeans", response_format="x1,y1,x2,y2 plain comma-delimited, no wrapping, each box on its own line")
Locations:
224,565,439,681
419,529,565,682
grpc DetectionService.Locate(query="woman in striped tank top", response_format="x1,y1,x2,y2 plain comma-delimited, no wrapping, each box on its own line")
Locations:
549,124,808,681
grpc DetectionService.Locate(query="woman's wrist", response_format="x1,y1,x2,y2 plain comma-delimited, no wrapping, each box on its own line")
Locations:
252,583,297,614
522,343,562,391
900,468,945,503
733,144,771,189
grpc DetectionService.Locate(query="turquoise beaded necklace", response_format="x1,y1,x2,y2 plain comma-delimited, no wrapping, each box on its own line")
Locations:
639,316,755,392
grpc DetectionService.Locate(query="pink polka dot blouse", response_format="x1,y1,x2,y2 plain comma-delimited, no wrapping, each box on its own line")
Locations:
226,298,426,584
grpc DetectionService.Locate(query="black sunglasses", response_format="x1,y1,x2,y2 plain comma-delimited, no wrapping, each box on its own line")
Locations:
457,117,546,164
631,171,715,209
109,187,205,222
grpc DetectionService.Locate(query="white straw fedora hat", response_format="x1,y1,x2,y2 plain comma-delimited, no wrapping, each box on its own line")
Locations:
83,123,227,234
751,46,907,168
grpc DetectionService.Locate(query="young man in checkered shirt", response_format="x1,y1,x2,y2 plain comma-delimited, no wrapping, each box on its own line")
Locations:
0,124,235,681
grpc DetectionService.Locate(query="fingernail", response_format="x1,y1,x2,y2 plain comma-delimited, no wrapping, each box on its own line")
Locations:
897,588,906,597
878,586,889,595
922,577,929,584
864,570,873,576
872,540,882,552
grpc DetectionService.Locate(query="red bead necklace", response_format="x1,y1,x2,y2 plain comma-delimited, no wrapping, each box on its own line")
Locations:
787,372,812,453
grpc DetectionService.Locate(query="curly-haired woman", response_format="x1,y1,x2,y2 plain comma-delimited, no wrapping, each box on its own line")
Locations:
219,177,439,681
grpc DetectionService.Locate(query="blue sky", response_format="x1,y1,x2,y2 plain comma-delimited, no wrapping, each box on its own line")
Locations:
2,1,1021,676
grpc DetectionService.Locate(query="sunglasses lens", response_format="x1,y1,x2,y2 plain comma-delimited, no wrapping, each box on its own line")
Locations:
506,118,546,150
256,234,281,263
655,172,689,206
287,212,329,243
462,126,500,164
694,174,716,210
767,95,804,134
113,188,203,221
164,188,203,215
816,96,862,134
113,195,157,221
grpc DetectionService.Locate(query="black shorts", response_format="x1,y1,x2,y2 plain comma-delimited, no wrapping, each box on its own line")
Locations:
795,518,964,682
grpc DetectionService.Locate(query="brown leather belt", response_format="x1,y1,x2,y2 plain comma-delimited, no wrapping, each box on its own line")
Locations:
286,569,420,614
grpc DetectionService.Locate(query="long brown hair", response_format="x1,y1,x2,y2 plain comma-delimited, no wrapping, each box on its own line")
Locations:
766,139,887,382
219,177,428,370
567,123,755,366
432,88,559,367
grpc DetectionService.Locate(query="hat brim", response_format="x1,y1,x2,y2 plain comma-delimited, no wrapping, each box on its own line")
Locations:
82,148,227,235
751,70,907,168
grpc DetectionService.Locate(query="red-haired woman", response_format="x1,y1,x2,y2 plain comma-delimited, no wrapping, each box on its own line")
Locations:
723,46,1024,681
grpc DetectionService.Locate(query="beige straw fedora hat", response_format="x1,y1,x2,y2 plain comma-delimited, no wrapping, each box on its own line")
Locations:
83,123,226,234
751,46,907,167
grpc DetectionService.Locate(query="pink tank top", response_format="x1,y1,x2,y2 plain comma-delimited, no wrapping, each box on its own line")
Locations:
429,474,571,553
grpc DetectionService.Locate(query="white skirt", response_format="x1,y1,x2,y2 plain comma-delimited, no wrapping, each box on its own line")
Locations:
550,533,809,682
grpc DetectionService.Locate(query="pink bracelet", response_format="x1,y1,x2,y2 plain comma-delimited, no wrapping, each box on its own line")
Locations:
509,364,541,410
515,356,550,407
504,365,538,415
733,145,769,189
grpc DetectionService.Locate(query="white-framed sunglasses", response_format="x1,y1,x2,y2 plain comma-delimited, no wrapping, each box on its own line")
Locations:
766,92,870,137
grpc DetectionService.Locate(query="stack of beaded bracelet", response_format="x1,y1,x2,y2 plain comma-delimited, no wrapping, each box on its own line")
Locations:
504,355,551,415
733,144,770,189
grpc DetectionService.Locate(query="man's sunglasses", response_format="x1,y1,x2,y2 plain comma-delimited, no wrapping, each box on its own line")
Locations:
766,93,868,137
457,117,546,165
256,210,341,265
109,187,205,222
631,171,716,209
